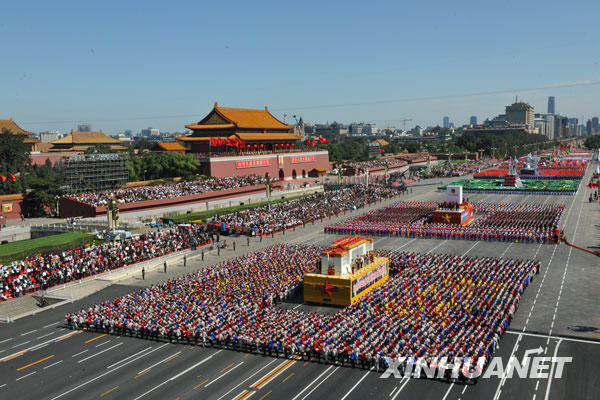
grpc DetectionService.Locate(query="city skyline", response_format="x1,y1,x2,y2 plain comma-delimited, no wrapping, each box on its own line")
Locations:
2,1,600,133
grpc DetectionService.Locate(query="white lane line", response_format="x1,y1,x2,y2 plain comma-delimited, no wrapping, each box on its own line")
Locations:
544,339,564,400
499,242,513,258
389,387,397,397
215,358,278,400
136,351,182,375
391,377,410,400
43,322,59,329
295,366,339,400
441,382,455,400
95,340,112,348
0,338,13,344
15,371,37,381
248,358,295,388
505,330,600,345
71,350,89,358
133,350,223,400
205,361,244,387
44,360,64,369
0,383,5,388
106,345,160,369
292,304,302,310
461,241,479,257
20,330,38,336
290,365,335,400
394,238,417,251
426,240,448,254
78,342,123,363
50,344,169,400
36,332,56,340
341,367,373,400
11,341,31,349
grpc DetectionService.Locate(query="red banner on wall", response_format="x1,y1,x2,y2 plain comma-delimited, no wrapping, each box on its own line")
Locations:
235,159,272,169
290,155,317,164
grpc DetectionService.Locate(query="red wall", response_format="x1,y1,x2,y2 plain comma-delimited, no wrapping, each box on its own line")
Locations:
0,194,24,223
205,151,329,179
59,182,282,218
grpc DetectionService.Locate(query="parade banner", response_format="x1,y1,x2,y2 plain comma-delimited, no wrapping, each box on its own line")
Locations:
351,259,388,299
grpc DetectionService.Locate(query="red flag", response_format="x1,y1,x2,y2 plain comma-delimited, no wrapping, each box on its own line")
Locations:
305,138,311,146
0,175,5,183
318,137,330,144
8,173,16,182
379,149,385,153
311,138,316,147
210,137,217,147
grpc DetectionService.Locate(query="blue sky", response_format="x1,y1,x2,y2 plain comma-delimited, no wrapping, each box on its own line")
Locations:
1,0,599,133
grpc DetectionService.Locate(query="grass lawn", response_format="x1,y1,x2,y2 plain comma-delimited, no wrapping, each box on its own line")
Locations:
164,193,314,224
0,231,95,263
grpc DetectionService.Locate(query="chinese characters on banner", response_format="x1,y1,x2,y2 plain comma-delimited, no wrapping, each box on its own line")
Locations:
235,159,272,169
290,155,316,164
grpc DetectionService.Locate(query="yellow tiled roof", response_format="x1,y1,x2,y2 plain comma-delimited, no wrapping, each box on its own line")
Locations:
187,103,295,131
176,136,210,142
156,142,186,151
0,119,34,136
184,123,235,130
235,133,300,141
50,131,121,145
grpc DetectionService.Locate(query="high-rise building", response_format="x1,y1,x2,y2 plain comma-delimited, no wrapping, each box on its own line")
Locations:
469,116,477,126
443,116,450,128
77,124,91,132
505,101,534,129
141,127,160,137
586,120,593,136
554,115,569,138
547,96,555,114
535,113,554,139
592,117,599,133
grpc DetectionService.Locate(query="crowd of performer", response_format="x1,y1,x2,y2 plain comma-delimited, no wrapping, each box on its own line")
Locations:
65,244,539,376
0,225,211,302
420,159,497,179
211,186,402,235
65,175,270,206
343,159,409,171
325,201,564,243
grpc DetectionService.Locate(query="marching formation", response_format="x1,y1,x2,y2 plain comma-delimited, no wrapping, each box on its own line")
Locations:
325,201,564,243
420,158,498,179
211,186,402,235
65,175,270,206
0,225,211,301
65,245,539,375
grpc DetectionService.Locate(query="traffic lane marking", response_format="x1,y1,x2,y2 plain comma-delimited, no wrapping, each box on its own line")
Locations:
194,379,209,389
50,344,170,399
78,342,124,363
44,360,63,370
100,385,119,397
15,371,37,381
84,333,108,344
16,354,54,371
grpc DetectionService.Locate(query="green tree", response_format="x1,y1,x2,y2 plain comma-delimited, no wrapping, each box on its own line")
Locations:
584,135,600,149
0,129,30,173
0,129,31,195
22,163,62,217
